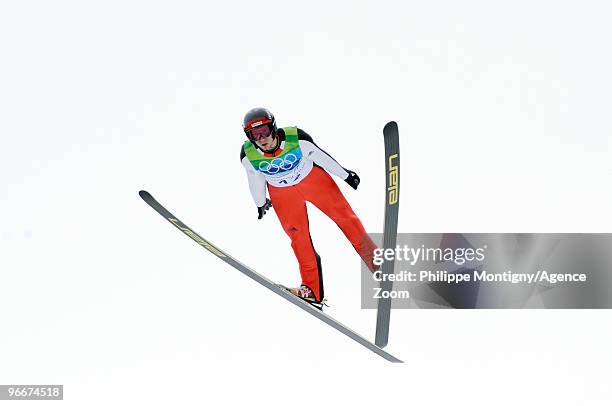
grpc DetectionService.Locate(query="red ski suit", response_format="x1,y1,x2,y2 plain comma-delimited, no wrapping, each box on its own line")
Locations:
241,127,377,302
269,166,377,301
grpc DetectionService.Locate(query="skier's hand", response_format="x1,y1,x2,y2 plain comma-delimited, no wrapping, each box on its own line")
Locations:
257,199,272,219
344,170,360,190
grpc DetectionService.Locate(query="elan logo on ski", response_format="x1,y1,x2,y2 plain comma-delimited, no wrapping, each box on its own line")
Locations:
388,154,399,205
168,218,226,258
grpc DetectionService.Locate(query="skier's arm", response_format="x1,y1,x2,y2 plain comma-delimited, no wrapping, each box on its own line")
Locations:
240,151,268,208
297,128,360,188
297,129,349,180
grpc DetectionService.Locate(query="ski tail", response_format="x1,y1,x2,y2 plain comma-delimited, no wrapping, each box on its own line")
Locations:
375,121,400,348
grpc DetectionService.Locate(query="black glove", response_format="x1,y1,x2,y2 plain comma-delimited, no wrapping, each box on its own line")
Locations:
344,170,360,190
257,199,272,219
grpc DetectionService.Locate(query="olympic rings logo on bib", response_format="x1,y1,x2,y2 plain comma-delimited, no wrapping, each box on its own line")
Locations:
258,153,299,174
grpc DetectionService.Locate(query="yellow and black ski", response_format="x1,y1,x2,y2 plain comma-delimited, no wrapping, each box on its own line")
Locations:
139,190,402,363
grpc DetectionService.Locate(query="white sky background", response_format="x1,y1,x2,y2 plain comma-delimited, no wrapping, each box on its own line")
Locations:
1,0,611,404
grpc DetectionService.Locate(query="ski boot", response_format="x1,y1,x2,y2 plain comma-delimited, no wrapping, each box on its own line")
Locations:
280,284,328,311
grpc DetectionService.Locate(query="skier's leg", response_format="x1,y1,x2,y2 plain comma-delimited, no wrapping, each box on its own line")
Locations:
300,166,379,272
268,185,325,301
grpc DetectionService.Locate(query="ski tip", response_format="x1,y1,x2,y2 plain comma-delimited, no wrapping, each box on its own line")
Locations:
383,121,398,132
139,190,151,200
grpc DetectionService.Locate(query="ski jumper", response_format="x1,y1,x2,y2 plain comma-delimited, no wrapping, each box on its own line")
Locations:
240,127,378,302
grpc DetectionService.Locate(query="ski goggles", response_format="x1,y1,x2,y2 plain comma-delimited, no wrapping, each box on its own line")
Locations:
249,124,274,141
